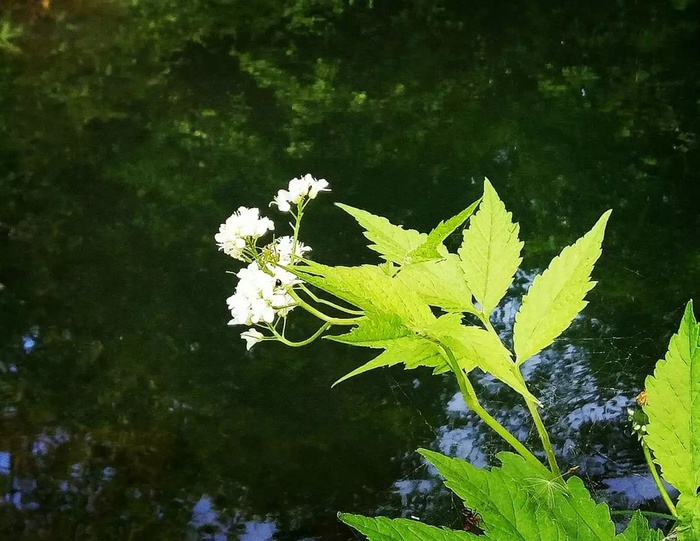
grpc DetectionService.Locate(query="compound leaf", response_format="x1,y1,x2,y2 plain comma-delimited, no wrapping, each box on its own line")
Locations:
408,199,481,262
394,255,478,314
429,313,536,402
339,514,476,541
458,179,523,317
644,301,700,498
513,210,611,365
421,449,617,541
332,336,447,386
295,261,435,328
336,203,426,265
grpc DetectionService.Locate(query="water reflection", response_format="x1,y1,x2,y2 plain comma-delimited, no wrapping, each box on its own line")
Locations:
189,496,279,541
1,0,699,537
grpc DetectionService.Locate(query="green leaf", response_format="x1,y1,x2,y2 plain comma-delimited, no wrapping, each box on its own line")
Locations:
295,261,435,328
338,514,476,541
408,199,481,262
614,511,664,541
294,263,446,386
677,494,700,541
394,255,478,314
327,312,412,347
336,203,427,264
513,210,611,365
332,336,447,386
421,449,617,541
458,179,523,317
428,314,537,402
644,301,700,498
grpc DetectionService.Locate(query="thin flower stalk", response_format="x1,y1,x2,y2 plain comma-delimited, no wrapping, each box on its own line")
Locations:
298,284,364,316
266,322,332,347
286,288,364,326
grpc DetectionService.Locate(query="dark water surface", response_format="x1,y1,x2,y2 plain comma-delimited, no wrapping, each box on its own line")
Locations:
1,0,699,539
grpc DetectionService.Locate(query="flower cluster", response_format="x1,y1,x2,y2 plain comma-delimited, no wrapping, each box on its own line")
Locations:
270,235,312,266
226,261,296,327
216,175,329,350
215,207,275,261
270,174,330,213
227,234,313,326
627,404,649,440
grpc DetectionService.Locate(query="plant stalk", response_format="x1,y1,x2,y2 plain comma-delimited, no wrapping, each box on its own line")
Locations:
514,371,562,479
642,439,677,517
477,311,562,478
298,284,364,315
441,345,552,480
267,322,331,347
287,289,363,326
610,510,676,521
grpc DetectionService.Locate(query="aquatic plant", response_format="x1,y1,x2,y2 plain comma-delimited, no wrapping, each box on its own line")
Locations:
216,177,698,540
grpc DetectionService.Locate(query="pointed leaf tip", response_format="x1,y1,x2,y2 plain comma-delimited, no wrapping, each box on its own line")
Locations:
513,209,611,365
335,202,427,264
408,198,481,262
458,178,523,317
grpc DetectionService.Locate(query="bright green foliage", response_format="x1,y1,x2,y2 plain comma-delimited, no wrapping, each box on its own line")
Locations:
644,300,700,541
458,179,523,317
394,256,478,314
614,512,664,541
340,450,664,541
286,185,682,540
294,262,457,385
328,313,412,346
295,261,435,327
421,449,618,541
331,336,447,386
428,314,537,402
407,199,481,262
677,495,700,541
336,203,427,265
338,514,475,541
644,301,700,496
513,210,611,365
219,177,689,540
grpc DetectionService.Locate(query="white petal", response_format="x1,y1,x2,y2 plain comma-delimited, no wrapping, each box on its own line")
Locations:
308,177,330,198
241,328,264,350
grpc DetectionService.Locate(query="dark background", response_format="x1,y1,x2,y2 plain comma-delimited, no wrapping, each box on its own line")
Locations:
1,0,698,538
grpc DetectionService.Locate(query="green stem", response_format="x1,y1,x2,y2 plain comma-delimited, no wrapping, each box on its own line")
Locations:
610,510,676,521
298,284,364,315
266,322,331,347
287,288,363,326
477,310,562,478
642,439,677,517
515,371,562,479
441,345,552,479
291,205,303,264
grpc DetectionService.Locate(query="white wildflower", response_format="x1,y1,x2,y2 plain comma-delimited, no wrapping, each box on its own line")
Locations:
273,235,311,266
215,207,275,260
240,328,265,350
271,190,292,213
226,261,297,325
270,174,330,212
305,175,330,199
